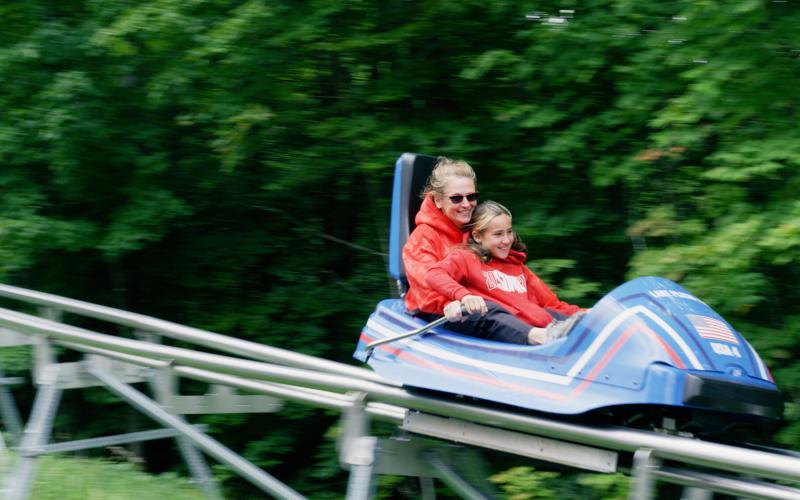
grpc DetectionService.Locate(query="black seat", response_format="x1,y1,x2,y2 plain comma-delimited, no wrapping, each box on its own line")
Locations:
388,153,438,295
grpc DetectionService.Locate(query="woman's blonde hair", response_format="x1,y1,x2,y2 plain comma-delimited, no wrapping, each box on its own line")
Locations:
421,156,477,199
466,201,527,262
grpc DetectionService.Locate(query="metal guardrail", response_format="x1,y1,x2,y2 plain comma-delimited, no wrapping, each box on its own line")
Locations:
60,339,407,423
0,283,798,499
1,305,799,483
0,283,383,383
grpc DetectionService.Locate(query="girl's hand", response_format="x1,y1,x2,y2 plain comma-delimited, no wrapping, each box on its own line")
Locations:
460,294,487,317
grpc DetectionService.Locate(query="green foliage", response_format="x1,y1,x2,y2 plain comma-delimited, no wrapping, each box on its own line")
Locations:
9,454,204,499
575,472,631,499
491,466,629,499
0,346,32,374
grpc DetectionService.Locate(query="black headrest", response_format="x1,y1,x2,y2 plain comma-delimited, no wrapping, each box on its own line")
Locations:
388,153,438,282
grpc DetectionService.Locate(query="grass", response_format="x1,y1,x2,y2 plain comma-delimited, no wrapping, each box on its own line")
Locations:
2,453,207,499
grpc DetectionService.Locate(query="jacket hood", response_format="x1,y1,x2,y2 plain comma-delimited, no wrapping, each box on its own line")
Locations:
414,195,464,240
500,249,528,266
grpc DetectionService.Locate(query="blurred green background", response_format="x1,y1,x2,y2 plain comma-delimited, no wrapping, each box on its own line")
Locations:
1,0,799,497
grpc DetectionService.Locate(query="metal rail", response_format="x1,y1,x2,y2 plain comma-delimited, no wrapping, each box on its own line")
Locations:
89,366,305,500
60,339,407,423
0,283,383,383
0,306,798,484
0,283,798,499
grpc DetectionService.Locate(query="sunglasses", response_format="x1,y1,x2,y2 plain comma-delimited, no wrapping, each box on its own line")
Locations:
448,193,479,204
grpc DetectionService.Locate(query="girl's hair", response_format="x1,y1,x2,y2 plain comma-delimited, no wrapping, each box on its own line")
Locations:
466,201,527,262
421,156,477,199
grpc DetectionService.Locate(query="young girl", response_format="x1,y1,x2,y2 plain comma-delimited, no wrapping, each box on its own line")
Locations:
426,200,586,345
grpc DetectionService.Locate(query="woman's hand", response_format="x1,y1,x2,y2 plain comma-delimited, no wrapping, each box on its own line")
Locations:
443,301,465,322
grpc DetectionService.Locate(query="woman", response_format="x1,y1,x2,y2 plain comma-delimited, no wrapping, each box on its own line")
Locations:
403,157,478,315
426,200,586,345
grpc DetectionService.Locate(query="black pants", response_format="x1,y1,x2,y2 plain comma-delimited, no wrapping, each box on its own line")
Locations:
419,301,532,345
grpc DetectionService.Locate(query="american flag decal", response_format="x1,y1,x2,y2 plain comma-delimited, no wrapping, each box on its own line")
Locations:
687,314,739,344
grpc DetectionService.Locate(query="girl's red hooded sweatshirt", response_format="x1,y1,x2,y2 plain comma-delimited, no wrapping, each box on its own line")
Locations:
426,248,583,327
402,196,466,313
